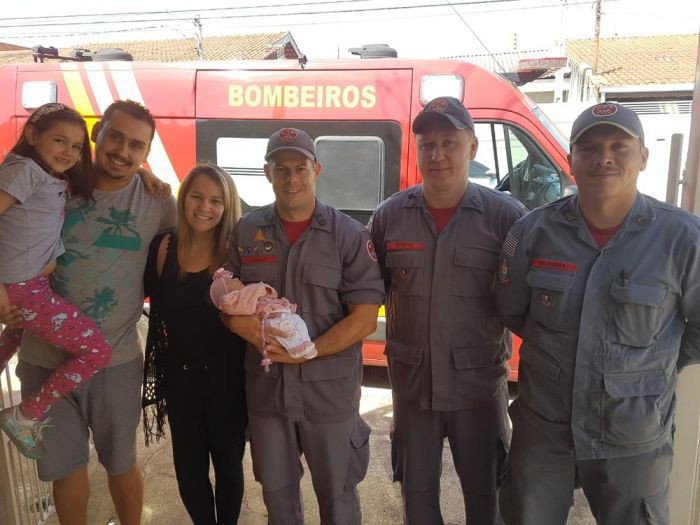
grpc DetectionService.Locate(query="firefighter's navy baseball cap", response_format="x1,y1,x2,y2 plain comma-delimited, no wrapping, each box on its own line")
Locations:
412,97,475,134
570,102,644,146
265,127,316,161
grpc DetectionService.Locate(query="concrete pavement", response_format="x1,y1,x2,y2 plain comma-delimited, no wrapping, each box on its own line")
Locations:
40,366,595,525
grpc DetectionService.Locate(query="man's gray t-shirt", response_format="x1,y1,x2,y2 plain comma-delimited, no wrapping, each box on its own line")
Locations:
19,175,177,368
0,154,67,283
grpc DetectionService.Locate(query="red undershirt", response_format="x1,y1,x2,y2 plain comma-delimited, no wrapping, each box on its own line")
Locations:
428,205,459,234
281,217,312,245
585,220,622,248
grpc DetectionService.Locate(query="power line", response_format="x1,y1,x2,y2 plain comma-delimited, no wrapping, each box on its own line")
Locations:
0,0,374,22
0,0,521,29
1,0,621,41
445,0,507,72
5,25,172,41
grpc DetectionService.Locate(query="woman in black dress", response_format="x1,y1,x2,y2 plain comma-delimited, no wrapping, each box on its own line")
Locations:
143,164,246,524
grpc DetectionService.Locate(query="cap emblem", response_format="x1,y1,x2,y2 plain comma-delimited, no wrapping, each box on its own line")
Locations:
427,99,448,112
278,128,298,142
592,104,618,117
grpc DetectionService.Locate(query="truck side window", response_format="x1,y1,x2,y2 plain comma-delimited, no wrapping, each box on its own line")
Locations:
202,121,400,224
472,122,562,210
216,137,274,208
315,136,384,214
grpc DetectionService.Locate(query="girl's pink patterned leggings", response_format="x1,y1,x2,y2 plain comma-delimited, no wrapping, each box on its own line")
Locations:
0,276,112,420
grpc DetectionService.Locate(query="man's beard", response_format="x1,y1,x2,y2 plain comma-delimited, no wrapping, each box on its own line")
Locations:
95,162,130,181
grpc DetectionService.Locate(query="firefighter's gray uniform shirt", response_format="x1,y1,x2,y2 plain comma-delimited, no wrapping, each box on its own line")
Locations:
495,193,700,522
369,183,525,492
229,200,384,523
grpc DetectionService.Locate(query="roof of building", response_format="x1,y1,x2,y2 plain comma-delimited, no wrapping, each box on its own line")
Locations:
0,43,28,52
566,34,698,87
443,48,564,73
0,32,300,65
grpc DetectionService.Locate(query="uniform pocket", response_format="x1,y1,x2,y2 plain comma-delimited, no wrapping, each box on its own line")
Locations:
641,484,669,525
518,345,565,422
609,281,668,347
300,355,359,420
344,417,371,490
385,340,424,400
452,345,499,369
386,251,424,297
240,264,276,284
451,246,499,297
601,369,666,445
302,264,343,315
452,345,507,399
526,269,574,331
385,340,423,366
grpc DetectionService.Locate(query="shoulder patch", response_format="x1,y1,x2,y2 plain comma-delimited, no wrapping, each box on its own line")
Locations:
367,240,378,262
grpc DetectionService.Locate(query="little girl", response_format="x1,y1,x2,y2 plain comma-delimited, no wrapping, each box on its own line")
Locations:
0,103,112,459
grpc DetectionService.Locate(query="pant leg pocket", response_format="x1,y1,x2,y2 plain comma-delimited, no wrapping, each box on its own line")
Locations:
344,417,371,491
497,432,510,486
641,484,669,525
498,466,515,525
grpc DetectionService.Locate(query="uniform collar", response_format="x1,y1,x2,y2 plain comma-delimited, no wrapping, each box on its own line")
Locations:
552,195,583,227
552,192,655,231
620,192,656,231
257,199,333,233
402,182,484,213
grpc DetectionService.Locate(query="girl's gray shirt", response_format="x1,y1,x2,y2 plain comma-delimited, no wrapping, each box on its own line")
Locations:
0,153,67,283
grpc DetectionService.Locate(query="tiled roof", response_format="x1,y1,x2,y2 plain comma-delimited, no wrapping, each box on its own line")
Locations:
566,34,698,87
0,32,300,65
0,43,28,52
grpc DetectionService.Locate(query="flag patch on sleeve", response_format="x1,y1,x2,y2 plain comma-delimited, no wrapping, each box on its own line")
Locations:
503,232,518,257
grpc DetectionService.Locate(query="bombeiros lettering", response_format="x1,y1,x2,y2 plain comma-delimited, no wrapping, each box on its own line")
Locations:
228,84,377,109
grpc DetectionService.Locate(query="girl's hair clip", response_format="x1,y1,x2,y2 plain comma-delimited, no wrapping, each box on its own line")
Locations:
29,103,69,124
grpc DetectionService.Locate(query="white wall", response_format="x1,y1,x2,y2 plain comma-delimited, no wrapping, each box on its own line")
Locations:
537,102,692,203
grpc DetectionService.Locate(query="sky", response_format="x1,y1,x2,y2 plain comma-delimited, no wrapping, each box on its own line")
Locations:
1,0,698,60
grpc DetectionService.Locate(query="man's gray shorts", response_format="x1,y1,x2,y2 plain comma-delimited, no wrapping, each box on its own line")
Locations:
16,356,143,482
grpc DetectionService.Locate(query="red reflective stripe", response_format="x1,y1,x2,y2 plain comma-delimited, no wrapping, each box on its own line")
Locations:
386,242,425,251
531,259,577,272
242,256,278,264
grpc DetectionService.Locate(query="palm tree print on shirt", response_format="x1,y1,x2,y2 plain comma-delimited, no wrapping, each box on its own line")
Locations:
81,287,118,322
95,207,142,250
63,200,97,242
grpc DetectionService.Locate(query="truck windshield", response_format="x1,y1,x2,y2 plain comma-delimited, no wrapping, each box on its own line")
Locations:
533,107,570,154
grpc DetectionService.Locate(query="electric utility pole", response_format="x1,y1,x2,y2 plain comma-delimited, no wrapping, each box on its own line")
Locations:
591,0,602,75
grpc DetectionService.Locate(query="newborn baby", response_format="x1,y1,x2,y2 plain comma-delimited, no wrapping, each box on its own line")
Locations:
210,268,317,368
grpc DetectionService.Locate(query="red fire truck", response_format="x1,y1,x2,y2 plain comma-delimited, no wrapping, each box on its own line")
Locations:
0,57,574,380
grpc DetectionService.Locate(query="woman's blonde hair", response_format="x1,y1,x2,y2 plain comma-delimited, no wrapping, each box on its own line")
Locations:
176,163,241,279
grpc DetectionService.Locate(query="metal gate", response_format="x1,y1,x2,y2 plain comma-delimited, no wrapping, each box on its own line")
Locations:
0,354,54,525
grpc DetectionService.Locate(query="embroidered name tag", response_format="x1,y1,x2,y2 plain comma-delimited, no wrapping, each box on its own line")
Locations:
531,259,577,272
386,242,425,251
241,256,278,264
